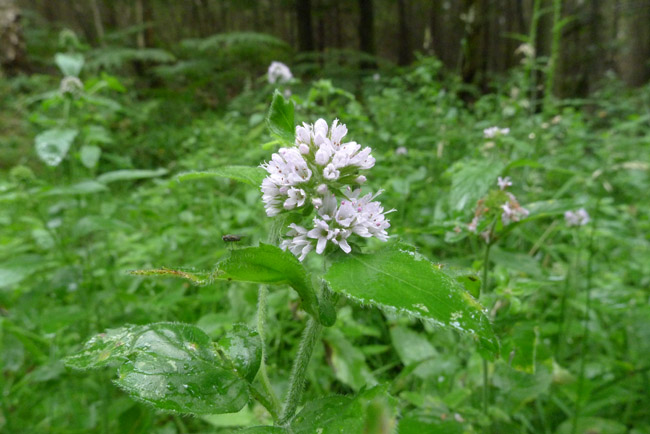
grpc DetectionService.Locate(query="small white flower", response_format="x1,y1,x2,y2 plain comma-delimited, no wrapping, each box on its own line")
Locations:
483,126,510,138
565,208,590,227
268,61,293,84
501,192,529,225
355,175,367,184
308,218,333,254
323,164,340,180
497,176,512,190
395,146,408,155
468,216,479,232
283,187,306,210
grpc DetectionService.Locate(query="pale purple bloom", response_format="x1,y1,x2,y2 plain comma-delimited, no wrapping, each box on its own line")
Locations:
262,118,392,260
565,208,590,227
497,176,512,190
268,61,293,84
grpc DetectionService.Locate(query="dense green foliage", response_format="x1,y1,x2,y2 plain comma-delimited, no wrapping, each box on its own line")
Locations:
2,31,650,434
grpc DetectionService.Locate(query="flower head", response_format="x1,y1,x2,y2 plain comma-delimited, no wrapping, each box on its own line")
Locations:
268,61,293,84
564,208,590,227
497,176,512,190
261,118,392,260
483,126,510,138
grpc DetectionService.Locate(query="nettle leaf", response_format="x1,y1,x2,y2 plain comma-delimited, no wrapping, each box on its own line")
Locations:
35,128,78,166
448,159,505,211
174,166,266,187
214,243,323,323
217,324,261,383
54,52,84,76
80,145,101,168
324,243,498,359
65,323,249,415
65,325,142,369
266,90,295,143
289,385,396,433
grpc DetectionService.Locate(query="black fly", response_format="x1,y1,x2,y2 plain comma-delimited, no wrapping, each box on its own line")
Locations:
222,234,242,242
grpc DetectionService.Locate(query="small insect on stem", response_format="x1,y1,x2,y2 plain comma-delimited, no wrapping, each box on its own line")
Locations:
222,234,243,250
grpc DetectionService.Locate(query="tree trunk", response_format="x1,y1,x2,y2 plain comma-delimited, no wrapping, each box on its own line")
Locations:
617,1,650,86
397,0,411,65
358,0,375,68
296,0,314,52
0,0,28,75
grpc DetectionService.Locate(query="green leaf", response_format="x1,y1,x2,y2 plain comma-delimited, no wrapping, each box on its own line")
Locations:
266,90,295,143
217,324,262,383
556,418,626,434
43,180,108,196
390,325,436,366
97,168,168,184
80,145,101,168
324,243,498,359
175,166,266,187
0,255,46,290
237,428,288,434
324,329,376,391
448,159,505,211
289,385,396,433
64,325,143,369
214,243,321,323
55,52,84,76
35,128,78,166
398,412,464,434
66,323,249,415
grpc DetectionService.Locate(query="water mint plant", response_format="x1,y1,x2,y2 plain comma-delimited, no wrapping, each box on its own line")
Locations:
63,91,498,431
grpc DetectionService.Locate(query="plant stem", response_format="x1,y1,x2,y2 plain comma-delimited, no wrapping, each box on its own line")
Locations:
254,216,288,419
571,203,599,434
256,284,282,417
278,317,322,425
555,231,579,358
481,239,493,417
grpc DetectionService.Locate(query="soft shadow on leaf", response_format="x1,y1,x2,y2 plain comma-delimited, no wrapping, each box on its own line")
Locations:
65,323,249,415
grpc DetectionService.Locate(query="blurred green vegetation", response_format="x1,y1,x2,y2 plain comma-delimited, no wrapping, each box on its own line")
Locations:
1,22,649,434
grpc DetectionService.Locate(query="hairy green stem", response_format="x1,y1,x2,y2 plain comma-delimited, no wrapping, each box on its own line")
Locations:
278,317,322,425
253,216,288,419
256,284,282,417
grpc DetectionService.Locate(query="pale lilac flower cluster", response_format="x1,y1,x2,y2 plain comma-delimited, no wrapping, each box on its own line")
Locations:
564,208,590,227
501,193,529,225
60,76,83,96
268,61,293,84
261,119,393,260
483,126,510,138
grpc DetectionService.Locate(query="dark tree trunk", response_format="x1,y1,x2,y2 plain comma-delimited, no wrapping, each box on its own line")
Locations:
296,0,314,51
460,0,489,92
617,1,650,86
358,0,375,68
397,0,411,65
